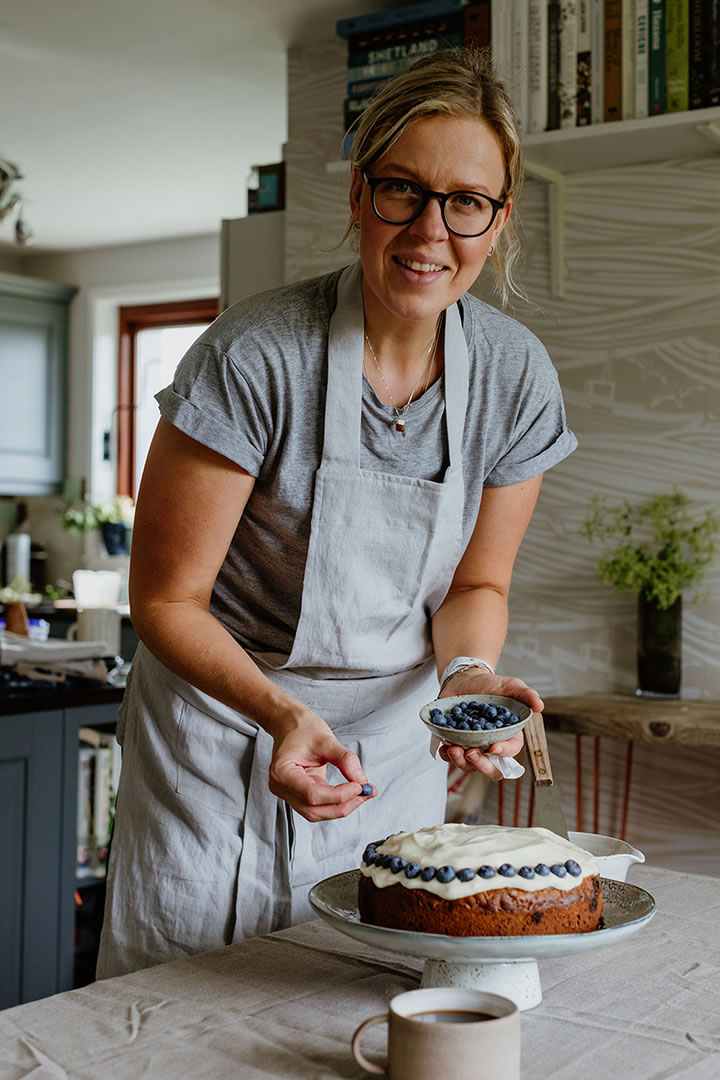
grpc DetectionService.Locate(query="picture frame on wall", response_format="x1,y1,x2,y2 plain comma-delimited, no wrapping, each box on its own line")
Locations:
248,162,285,214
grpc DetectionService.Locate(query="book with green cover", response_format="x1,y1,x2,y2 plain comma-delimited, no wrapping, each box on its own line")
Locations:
665,0,689,112
649,0,666,114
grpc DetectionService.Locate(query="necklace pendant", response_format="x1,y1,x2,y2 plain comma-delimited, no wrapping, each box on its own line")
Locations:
395,420,406,436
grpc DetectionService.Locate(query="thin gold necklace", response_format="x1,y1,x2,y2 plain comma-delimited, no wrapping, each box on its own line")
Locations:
363,317,442,436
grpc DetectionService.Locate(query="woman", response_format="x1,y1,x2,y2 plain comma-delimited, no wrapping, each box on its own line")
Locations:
97,46,576,978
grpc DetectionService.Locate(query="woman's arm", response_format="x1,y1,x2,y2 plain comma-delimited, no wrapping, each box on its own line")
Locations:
129,419,373,820
431,475,545,778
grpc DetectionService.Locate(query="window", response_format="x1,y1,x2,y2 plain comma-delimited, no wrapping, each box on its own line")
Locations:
117,298,218,498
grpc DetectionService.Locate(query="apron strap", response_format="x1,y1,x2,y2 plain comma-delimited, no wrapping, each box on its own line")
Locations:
323,260,469,469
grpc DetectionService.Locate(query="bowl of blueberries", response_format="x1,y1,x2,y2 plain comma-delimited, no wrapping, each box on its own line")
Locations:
419,694,533,748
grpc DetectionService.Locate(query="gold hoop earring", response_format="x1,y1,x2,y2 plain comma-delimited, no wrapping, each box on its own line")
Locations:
352,221,360,233
488,243,495,256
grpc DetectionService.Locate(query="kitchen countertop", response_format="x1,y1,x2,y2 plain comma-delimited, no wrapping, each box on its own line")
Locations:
0,681,125,716
0,865,717,1078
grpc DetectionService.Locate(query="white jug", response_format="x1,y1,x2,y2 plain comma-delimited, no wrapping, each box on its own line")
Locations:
568,831,645,882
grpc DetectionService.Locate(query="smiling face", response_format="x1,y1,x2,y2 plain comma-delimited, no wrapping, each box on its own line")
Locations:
349,113,512,339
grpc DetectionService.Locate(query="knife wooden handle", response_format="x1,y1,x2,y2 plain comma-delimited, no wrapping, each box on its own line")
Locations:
525,712,554,786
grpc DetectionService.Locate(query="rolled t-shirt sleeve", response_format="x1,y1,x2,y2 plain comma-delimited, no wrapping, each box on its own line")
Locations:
483,342,577,487
155,342,267,476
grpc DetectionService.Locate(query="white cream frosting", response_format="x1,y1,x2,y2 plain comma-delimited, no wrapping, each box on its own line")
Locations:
361,824,599,900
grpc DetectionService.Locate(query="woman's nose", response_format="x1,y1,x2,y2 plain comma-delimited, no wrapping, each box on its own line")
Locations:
407,196,449,242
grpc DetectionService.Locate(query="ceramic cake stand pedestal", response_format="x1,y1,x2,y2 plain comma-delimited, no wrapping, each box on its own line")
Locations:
309,871,656,1012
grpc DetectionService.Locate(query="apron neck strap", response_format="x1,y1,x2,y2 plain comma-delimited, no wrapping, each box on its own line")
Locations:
323,260,468,467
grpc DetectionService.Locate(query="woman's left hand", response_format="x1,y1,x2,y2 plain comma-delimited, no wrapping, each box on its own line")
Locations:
436,669,543,780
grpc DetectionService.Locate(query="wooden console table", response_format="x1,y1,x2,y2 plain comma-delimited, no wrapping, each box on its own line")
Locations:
538,695,720,839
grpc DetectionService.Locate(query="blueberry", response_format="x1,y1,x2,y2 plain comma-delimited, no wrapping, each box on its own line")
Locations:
360,784,373,797
389,856,406,874
518,866,535,879
404,861,422,879
380,854,394,869
496,706,510,718
535,863,550,876
436,866,456,883
550,863,567,877
451,706,463,716
457,867,476,882
430,708,442,718
446,718,458,728
565,860,582,877
478,865,496,879
457,720,470,730
498,863,516,877
469,721,482,731
485,705,498,719
432,715,447,727
509,714,520,724
494,719,504,728
421,866,436,881
467,701,480,708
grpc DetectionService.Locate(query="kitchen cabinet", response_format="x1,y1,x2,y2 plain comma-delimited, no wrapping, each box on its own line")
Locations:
0,693,122,1008
0,272,77,495
220,210,285,310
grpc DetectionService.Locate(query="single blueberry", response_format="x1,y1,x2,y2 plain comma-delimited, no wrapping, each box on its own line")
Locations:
451,706,463,716
389,856,406,874
421,866,436,882
404,861,422,879
436,866,456,883
432,715,447,727
535,863,550,876
496,706,510,718
498,863,516,877
467,701,480,708
550,863,567,877
518,866,535,879
430,708,442,718
380,854,394,869
509,713,520,724
485,705,498,719
494,719,504,728
457,867,476,882
360,783,373,797
478,865,496,879
565,860,582,877
457,720,470,730
446,718,458,728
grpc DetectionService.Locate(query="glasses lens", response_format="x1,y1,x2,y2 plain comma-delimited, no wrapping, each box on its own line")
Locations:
444,192,495,236
372,179,424,223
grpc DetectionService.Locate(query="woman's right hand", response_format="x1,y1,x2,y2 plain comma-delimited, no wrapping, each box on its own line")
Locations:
268,711,376,822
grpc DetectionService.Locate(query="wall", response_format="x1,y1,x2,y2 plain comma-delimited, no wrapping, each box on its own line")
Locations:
285,41,720,873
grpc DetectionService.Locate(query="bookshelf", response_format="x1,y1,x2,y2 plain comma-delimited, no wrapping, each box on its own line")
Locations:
327,104,720,296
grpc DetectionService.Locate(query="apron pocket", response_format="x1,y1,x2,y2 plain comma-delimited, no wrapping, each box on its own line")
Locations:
175,698,252,821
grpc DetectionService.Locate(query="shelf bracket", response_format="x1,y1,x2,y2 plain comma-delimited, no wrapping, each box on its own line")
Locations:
695,121,720,147
524,160,567,299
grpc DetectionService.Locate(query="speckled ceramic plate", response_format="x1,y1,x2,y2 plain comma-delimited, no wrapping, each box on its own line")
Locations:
419,694,533,748
308,870,656,962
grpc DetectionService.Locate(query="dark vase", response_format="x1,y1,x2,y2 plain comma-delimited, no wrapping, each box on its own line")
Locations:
100,522,127,556
636,593,682,696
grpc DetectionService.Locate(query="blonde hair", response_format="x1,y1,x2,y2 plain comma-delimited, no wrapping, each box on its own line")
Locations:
344,46,524,307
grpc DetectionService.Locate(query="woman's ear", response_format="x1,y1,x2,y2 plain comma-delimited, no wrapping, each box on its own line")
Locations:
492,197,512,244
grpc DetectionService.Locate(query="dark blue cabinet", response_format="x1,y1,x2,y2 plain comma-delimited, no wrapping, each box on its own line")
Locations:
0,272,76,495
0,700,119,1008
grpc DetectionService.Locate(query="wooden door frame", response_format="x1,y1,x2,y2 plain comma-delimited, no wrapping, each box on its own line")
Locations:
116,297,217,497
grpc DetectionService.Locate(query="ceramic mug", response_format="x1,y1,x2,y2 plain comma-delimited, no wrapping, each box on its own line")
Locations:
351,987,520,1080
67,607,122,658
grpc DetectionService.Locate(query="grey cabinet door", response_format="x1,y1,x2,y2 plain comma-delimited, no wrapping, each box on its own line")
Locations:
0,711,64,1008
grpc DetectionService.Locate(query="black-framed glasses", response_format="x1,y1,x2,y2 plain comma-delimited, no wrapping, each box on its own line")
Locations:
362,172,506,237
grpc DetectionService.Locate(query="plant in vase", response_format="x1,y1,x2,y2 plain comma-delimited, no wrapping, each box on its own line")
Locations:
60,494,135,555
580,491,718,696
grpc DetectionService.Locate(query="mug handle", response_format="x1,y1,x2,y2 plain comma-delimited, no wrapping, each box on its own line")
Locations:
351,1013,389,1076
67,623,79,641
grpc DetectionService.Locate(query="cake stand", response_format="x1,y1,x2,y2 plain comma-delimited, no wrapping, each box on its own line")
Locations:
308,871,656,1011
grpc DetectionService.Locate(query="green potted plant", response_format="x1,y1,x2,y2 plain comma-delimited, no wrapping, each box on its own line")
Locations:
580,491,718,696
60,494,135,555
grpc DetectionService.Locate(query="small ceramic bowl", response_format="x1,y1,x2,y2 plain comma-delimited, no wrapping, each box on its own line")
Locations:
568,832,645,882
419,694,533,749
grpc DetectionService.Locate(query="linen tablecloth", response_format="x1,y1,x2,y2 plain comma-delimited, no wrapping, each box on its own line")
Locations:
0,866,718,1079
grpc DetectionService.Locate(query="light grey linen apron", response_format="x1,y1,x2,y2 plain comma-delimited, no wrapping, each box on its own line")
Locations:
97,261,469,978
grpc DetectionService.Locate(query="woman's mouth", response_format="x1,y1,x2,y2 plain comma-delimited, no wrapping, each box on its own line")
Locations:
394,256,446,274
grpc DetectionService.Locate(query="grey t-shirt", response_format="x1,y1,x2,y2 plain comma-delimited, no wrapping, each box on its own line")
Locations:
156,265,577,657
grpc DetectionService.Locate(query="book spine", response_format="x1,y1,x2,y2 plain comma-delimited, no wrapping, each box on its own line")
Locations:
648,0,666,113
76,747,95,874
511,0,530,133
604,0,623,121
344,96,373,132
710,0,720,106
577,0,593,125
528,0,550,131
559,0,579,127
665,0,689,112
591,0,606,122
622,0,637,119
635,0,650,116
464,0,492,48
688,0,705,107
337,0,463,40
348,12,464,65
548,0,562,129
93,747,113,869
347,76,391,99
491,0,514,81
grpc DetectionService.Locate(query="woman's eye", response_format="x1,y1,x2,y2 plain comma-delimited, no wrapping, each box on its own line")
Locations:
453,193,484,211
